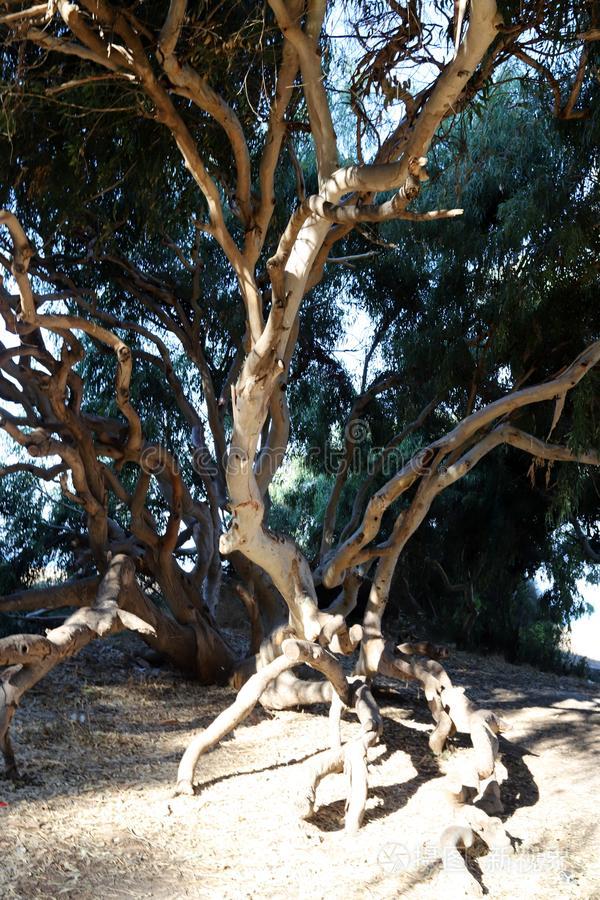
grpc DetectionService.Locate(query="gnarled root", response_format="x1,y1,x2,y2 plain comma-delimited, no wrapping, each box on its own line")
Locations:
445,778,512,851
301,679,382,833
0,554,155,778
436,775,513,896
228,623,295,690
438,825,483,897
373,636,510,821
260,670,334,710
230,610,362,694
175,638,351,796
477,771,505,816
345,681,383,833
377,641,455,752
377,640,508,771
440,686,509,777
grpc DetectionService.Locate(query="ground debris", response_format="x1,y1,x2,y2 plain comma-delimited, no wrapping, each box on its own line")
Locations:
1,633,598,899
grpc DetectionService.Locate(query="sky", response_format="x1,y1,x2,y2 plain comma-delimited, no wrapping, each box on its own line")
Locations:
570,580,600,665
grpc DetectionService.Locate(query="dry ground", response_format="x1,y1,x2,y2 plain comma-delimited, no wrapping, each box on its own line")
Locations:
0,631,599,900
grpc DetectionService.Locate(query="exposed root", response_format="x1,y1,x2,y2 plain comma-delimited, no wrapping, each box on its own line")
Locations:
176,652,295,796
328,687,344,748
364,630,511,841
182,600,513,857
260,670,334,710
229,614,361,694
377,641,454,751
0,554,154,778
301,679,382,833
301,745,346,819
175,638,351,796
438,825,483,897
440,685,510,777
374,639,509,786
344,681,383,834
283,639,351,705
429,707,456,755
476,771,505,816
435,773,513,895
229,623,295,690
445,777,512,850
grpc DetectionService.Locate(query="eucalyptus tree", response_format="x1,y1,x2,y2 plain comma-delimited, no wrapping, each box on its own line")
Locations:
0,1,598,874
280,74,600,664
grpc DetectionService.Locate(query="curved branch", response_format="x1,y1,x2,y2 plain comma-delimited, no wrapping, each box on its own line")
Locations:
245,2,303,265
268,0,338,185
0,555,154,777
0,462,66,481
0,577,100,614
339,397,438,543
157,1,252,224
175,637,350,795
321,340,600,588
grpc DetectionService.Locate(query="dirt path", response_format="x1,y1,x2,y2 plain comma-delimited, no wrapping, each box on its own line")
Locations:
0,634,598,899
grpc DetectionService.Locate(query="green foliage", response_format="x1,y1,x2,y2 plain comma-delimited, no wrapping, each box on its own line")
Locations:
278,74,600,671
518,620,589,677
0,471,75,594
269,460,334,559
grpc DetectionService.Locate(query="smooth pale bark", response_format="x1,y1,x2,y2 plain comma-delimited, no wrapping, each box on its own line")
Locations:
0,577,100,613
301,679,382,833
175,638,351,796
220,1,504,642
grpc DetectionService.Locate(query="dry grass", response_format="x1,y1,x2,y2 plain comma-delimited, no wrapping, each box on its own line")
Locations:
1,632,599,899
